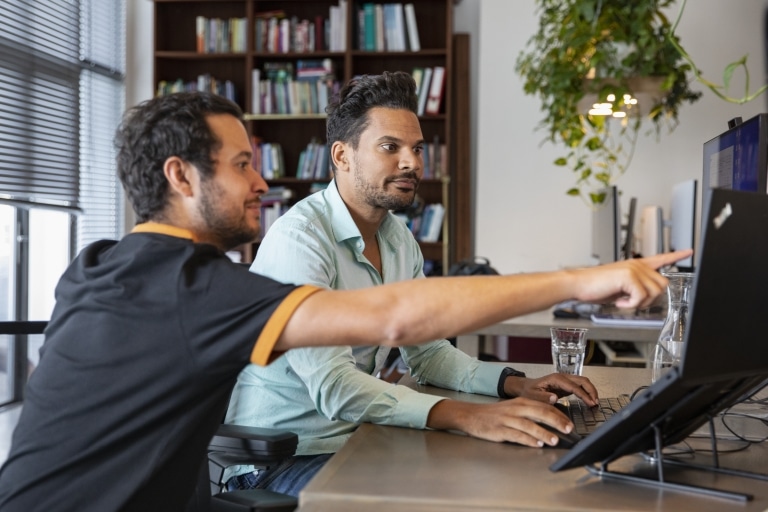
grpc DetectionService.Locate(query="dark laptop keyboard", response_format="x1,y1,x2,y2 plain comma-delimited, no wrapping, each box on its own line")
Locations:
557,395,631,436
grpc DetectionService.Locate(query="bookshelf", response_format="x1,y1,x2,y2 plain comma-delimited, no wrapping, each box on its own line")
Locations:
152,0,471,273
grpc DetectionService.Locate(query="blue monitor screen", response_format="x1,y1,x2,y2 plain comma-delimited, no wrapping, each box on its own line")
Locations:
702,114,768,192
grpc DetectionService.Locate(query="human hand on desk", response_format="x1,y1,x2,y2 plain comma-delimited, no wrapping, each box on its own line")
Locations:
425,397,574,448
502,373,598,407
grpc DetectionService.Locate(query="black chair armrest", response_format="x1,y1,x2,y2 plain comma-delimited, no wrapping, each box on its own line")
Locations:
208,424,298,468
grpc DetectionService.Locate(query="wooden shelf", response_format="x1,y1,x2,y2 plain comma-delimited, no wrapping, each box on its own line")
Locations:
152,0,472,270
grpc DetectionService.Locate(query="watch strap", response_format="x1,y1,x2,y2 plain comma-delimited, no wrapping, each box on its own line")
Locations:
498,367,527,398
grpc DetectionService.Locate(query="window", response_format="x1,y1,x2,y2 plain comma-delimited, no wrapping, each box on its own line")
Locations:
0,0,126,405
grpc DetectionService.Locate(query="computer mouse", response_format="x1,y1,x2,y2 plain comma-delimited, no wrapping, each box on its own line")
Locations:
536,422,583,449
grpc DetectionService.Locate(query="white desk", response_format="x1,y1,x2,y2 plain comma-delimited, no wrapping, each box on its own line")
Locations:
298,364,768,512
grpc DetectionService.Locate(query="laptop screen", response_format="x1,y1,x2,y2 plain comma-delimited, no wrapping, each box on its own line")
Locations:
680,188,768,383
551,188,768,472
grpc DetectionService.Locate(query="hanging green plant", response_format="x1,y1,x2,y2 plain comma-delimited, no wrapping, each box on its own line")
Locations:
515,0,702,206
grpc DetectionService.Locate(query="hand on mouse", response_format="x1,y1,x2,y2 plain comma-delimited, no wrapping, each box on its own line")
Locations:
426,397,574,447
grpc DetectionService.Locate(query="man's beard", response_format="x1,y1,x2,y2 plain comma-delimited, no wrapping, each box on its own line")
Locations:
353,162,420,211
199,180,259,250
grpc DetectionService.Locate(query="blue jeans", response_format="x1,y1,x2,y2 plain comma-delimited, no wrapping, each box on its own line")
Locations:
225,453,334,498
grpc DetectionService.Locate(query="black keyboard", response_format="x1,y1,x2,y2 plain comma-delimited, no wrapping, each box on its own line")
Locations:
557,395,631,436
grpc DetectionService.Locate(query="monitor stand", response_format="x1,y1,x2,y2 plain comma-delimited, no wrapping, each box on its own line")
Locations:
583,416,768,502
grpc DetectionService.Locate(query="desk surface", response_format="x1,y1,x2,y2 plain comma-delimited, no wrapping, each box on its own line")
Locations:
298,364,768,512
464,308,662,343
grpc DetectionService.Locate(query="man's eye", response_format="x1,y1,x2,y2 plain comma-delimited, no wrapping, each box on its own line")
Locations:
381,143,396,151
414,146,423,154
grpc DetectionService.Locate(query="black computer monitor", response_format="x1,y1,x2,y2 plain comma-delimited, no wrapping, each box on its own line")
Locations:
590,186,621,263
667,179,697,271
552,188,768,476
622,197,637,260
702,113,768,193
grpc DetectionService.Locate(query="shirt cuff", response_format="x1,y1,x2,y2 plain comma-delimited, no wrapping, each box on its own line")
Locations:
391,389,448,429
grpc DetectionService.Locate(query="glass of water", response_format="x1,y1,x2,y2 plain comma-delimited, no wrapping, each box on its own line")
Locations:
550,327,589,376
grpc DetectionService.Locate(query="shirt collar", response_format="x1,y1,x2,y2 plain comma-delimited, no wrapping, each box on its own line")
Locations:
131,222,199,242
324,179,405,249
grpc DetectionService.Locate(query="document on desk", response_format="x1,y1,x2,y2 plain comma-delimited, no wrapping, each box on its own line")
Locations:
590,312,664,328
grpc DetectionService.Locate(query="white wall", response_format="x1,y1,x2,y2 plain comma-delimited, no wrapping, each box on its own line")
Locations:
477,0,768,273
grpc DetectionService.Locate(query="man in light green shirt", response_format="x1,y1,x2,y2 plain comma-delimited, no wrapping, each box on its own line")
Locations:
223,72,686,497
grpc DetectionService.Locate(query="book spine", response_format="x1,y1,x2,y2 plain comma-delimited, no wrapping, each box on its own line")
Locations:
417,66,432,116
196,16,206,53
404,3,420,51
425,65,445,115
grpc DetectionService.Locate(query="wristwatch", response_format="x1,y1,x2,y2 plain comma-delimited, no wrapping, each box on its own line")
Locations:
498,367,527,398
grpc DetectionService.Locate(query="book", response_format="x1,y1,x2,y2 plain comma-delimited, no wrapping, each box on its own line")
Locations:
363,3,375,51
425,65,445,115
314,15,326,51
411,67,425,96
421,203,445,242
404,3,420,51
195,16,206,53
338,0,348,51
391,3,407,51
416,66,432,116
251,69,261,114
375,4,385,51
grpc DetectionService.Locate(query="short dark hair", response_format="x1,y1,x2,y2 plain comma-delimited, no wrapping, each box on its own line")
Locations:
115,92,244,223
325,71,418,169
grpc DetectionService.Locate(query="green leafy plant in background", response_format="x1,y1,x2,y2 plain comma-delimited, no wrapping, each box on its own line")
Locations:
516,0,766,207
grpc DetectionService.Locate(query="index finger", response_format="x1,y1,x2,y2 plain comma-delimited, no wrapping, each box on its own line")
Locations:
641,249,694,270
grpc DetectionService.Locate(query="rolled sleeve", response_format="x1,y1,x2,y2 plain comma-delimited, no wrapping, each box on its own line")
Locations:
251,285,322,365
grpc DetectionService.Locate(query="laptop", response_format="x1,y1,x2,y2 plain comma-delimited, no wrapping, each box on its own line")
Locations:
551,188,768,473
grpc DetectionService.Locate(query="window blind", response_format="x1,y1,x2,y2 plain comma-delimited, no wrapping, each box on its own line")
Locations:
0,0,126,248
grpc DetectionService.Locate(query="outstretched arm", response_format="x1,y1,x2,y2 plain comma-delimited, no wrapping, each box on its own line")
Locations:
276,250,692,351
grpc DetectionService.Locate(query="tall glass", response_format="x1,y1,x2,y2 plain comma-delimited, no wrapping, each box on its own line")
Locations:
651,272,694,383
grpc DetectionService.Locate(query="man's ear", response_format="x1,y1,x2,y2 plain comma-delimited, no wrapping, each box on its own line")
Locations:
330,141,349,173
163,156,195,198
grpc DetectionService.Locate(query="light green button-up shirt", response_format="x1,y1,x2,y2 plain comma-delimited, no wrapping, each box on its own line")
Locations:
225,180,504,478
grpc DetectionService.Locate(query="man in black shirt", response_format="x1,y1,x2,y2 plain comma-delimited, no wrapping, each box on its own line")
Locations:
0,92,690,511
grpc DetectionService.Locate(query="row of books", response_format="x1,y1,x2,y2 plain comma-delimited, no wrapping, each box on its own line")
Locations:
394,203,445,243
296,139,331,180
195,17,247,54
259,186,294,238
250,138,286,179
254,12,328,54
422,138,446,180
357,3,420,52
255,12,317,54
156,75,235,102
258,183,329,239
251,60,339,115
412,66,445,116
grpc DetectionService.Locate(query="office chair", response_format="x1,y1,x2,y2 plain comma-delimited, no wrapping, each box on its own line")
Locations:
187,262,299,511
202,424,299,512
0,320,48,404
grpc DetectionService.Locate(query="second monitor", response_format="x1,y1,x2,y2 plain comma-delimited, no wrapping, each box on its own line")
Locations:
593,181,697,270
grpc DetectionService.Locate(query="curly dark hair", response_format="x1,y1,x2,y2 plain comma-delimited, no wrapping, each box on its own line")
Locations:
115,92,244,223
325,71,418,171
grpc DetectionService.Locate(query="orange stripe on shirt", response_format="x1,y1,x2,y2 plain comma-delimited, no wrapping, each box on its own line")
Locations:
251,285,322,365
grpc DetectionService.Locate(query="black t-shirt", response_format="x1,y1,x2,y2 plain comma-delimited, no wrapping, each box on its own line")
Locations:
0,230,316,511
